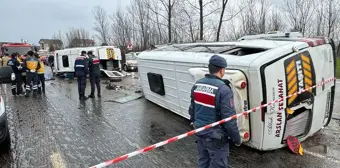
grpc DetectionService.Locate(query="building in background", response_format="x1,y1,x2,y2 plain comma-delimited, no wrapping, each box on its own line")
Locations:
38,39,63,52
69,38,95,48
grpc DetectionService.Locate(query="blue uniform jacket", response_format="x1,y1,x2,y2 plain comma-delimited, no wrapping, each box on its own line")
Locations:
189,74,241,145
74,55,89,77
7,58,21,73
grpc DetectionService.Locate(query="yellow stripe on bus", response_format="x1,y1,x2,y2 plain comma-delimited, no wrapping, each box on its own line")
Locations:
288,77,297,90
288,85,297,95
304,78,312,86
302,62,311,71
286,60,295,74
287,69,297,82
305,84,312,92
301,54,310,64
304,70,312,78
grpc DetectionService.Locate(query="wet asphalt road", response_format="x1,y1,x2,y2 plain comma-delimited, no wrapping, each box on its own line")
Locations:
0,72,339,168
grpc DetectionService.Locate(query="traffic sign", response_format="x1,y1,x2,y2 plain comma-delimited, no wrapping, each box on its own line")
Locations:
126,41,133,50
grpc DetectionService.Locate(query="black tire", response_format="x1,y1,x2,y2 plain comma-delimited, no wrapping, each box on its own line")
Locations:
0,128,10,151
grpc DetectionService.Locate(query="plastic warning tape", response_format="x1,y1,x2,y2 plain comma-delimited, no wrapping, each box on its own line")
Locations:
89,77,336,168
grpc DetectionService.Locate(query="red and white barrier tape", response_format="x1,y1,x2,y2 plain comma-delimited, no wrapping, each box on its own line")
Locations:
90,77,336,168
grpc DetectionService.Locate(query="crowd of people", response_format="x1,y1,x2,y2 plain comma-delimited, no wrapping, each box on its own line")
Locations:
1,50,45,97
0,50,101,100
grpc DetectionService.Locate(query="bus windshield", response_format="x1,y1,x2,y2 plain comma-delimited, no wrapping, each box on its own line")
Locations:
4,46,32,55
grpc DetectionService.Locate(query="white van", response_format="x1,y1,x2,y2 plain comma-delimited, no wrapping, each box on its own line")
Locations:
137,34,336,151
54,46,122,74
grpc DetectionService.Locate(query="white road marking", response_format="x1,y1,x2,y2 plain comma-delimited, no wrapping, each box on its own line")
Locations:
304,150,340,164
50,152,67,168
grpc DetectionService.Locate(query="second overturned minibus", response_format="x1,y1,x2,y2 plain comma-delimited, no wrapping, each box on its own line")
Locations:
137,33,336,150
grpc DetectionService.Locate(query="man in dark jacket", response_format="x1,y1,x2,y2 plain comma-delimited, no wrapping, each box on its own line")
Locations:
74,51,89,100
189,55,241,168
87,51,101,98
7,53,23,95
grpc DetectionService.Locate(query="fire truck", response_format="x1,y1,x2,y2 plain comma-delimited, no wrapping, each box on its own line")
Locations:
0,43,33,56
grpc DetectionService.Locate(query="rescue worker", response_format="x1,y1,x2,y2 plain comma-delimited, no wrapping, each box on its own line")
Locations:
188,55,241,168
23,51,40,97
74,51,89,100
7,53,23,95
18,54,27,91
87,51,101,98
35,53,45,94
1,53,10,67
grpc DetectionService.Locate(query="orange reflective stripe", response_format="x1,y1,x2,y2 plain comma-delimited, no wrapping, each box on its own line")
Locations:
26,61,38,70
37,62,44,73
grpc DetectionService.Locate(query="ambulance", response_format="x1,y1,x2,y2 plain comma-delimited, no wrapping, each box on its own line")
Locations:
137,32,336,150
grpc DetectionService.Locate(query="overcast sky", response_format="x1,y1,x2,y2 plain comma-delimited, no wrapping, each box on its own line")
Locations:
1,0,281,45
0,0,130,45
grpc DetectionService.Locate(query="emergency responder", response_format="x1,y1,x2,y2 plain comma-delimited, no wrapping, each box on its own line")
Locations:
87,51,101,98
74,51,89,100
7,53,23,95
1,53,10,66
18,54,27,91
23,51,40,97
35,53,45,94
188,55,241,168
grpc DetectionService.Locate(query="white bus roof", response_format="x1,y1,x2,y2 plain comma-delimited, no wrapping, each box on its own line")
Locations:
138,39,309,67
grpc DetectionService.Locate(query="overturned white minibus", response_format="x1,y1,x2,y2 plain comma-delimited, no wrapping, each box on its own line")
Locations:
54,46,123,78
137,33,336,150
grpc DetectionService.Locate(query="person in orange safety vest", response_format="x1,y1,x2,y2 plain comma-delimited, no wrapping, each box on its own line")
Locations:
23,51,40,97
35,53,45,94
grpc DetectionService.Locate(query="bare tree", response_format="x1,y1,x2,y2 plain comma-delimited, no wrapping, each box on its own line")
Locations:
268,8,286,31
64,28,91,48
161,0,176,43
324,0,340,37
284,0,315,36
92,6,110,44
110,9,132,47
199,0,204,40
216,0,229,41
52,30,66,48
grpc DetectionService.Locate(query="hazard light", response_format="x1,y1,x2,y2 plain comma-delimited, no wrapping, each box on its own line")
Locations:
300,37,330,47
243,132,249,139
240,81,247,89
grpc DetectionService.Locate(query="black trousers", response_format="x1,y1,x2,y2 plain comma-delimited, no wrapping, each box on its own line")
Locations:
37,73,45,92
26,72,38,93
77,76,86,97
90,74,100,95
11,73,23,95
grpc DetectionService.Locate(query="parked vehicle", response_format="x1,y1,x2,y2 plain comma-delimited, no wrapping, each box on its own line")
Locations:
0,66,14,149
137,32,336,151
0,43,32,56
123,53,138,71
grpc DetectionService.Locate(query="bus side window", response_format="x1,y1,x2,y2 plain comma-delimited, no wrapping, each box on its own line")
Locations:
62,55,69,67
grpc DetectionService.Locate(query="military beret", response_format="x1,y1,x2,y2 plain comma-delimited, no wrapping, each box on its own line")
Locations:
209,55,227,68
